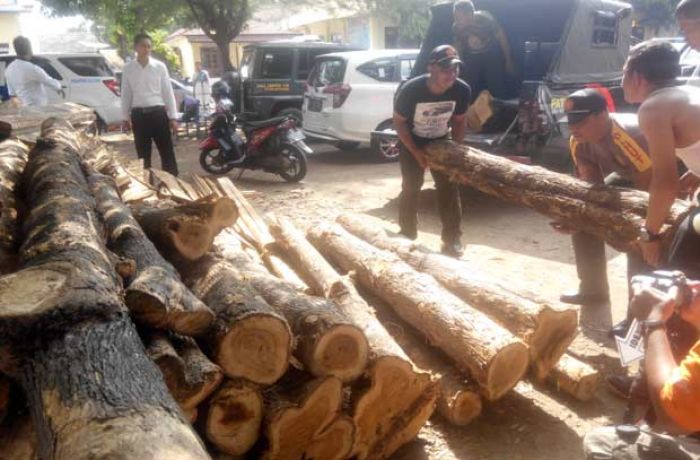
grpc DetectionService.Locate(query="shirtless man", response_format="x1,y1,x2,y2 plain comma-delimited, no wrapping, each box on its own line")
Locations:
622,40,700,277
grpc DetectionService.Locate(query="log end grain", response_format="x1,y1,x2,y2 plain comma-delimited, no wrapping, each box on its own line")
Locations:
211,197,239,230
0,266,69,320
305,414,355,460
206,379,264,456
436,384,482,426
168,220,215,261
218,314,292,385
530,308,579,381
548,354,601,402
309,324,369,383
485,341,530,401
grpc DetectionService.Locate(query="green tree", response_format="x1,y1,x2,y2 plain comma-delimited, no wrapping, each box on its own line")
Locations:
364,0,433,47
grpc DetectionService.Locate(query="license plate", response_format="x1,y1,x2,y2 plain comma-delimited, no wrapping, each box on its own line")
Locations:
308,98,323,112
550,96,566,113
288,129,305,141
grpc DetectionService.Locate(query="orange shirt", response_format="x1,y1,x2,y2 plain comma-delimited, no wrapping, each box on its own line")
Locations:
660,339,700,432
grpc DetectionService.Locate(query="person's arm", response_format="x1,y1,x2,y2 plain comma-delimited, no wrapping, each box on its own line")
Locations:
120,68,133,129
639,103,679,266
450,113,467,144
30,65,62,93
394,111,427,169
494,26,516,75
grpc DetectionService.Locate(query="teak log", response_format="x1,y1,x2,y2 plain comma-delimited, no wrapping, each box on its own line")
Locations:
178,253,292,385
424,140,690,252
145,332,223,410
0,119,209,460
204,379,264,456
214,233,369,383
134,197,239,261
88,171,215,335
0,102,96,141
337,213,578,380
269,215,436,458
263,373,355,460
547,354,601,402
0,139,28,274
309,224,529,401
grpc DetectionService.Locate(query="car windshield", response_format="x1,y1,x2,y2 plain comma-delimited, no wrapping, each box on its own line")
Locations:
309,58,345,87
58,56,114,77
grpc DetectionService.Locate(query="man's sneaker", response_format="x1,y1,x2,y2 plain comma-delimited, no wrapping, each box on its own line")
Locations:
610,318,631,339
559,291,610,306
606,374,634,399
441,241,463,258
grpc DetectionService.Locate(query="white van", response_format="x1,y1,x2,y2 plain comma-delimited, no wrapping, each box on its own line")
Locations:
0,53,123,128
302,49,418,161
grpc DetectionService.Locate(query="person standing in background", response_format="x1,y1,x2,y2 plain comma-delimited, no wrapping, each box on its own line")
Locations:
192,61,212,114
5,36,63,107
121,32,179,176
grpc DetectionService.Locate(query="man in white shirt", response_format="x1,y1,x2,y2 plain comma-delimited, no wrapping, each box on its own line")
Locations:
192,62,212,114
5,36,63,107
679,0,700,88
121,32,179,176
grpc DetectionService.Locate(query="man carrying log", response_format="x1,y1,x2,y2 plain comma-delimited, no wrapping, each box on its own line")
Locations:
394,44,470,257
554,90,651,324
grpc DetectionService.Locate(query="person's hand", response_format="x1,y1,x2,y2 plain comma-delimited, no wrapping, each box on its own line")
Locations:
122,119,131,132
550,221,576,235
678,280,700,329
678,171,700,202
413,149,428,169
629,282,676,323
169,119,179,134
638,239,663,267
57,88,66,99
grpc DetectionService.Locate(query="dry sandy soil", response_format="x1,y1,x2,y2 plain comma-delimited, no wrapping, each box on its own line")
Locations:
106,134,633,460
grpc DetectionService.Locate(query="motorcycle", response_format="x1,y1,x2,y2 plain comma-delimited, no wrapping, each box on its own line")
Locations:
198,97,311,182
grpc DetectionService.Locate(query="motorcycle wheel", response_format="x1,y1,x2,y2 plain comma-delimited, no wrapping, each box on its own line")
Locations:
199,148,235,175
278,143,308,183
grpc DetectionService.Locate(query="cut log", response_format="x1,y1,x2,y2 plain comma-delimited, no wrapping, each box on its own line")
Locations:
0,139,29,275
308,223,530,401
145,332,223,410
205,379,264,456
0,102,96,141
547,354,601,402
214,232,369,383
337,213,578,380
134,197,239,261
178,253,292,385
0,118,209,460
424,140,690,252
263,373,355,460
269,215,437,458
0,413,38,460
87,170,215,335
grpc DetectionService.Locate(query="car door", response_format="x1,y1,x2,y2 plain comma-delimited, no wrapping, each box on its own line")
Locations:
303,56,348,134
250,47,295,116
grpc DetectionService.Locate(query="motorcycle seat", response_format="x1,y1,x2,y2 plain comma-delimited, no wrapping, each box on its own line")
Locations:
241,116,288,129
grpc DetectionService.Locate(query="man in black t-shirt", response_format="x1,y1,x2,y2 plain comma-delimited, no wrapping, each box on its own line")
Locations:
394,44,471,257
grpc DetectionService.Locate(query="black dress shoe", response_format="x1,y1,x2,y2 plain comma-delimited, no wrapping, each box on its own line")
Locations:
559,291,610,305
441,241,464,258
609,318,631,339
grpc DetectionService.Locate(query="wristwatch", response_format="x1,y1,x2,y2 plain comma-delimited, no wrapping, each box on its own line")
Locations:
639,228,662,242
642,319,666,336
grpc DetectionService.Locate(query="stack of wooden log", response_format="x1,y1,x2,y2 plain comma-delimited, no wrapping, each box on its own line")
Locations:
0,120,607,460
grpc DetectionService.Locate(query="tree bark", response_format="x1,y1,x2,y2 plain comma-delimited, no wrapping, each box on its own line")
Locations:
424,140,690,252
204,378,264,456
0,118,209,460
213,232,369,383
308,223,530,401
88,171,215,335
268,215,437,459
0,139,28,275
145,332,223,411
178,253,292,385
133,197,239,261
262,372,355,460
546,354,601,402
337,213,578,380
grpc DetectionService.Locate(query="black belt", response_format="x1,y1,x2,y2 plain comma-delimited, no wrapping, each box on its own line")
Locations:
132,106,165,114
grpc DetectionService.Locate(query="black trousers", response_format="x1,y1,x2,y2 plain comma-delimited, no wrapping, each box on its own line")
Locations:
460,42,510,101
398,145,462,244
667,207,700,280
131,106,178,176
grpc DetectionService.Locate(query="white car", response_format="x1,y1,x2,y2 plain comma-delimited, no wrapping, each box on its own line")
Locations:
302,49,418,161
0,53,123,129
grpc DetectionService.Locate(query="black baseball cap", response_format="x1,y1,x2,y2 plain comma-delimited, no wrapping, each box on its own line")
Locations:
429,45,463,69
563,88,608,124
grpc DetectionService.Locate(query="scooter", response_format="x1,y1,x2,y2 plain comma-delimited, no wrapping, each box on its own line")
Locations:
198,97,311,182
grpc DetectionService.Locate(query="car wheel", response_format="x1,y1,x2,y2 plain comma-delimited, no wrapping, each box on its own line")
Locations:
335,141,360,151
371,120,400,162
277,107,303,128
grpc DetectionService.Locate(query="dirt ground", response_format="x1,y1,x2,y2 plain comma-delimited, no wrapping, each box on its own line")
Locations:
106,134,632,460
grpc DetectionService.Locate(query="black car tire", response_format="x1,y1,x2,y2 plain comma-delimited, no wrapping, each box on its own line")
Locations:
276,107,303,128
370,120,400,162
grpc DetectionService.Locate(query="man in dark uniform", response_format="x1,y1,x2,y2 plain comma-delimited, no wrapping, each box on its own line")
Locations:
394,45,471,257
555,89,652,320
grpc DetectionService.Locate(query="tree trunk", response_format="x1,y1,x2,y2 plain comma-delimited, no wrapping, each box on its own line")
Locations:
213,233,369,383
133,198,238,261
263,372,355,460
214,37,234,73
0,118,209,460
0,104,96,141
145,332,223,411
0,139,28,275
308,224,530,401
178,253,292,385
546,354,601,402
268,215,436,459
337,213,578,380
88,171,215,335
204,379,264,456
424,140,690,252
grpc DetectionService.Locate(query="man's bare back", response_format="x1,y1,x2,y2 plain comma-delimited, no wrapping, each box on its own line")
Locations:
639,85,700,151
